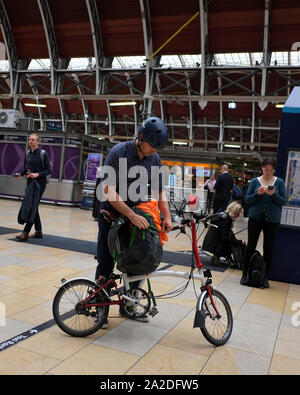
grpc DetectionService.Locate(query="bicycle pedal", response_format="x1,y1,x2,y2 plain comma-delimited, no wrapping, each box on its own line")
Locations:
148,307,158,317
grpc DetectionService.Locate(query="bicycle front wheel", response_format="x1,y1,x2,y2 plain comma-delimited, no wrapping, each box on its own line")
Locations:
200,289,233,346
52,279,109,337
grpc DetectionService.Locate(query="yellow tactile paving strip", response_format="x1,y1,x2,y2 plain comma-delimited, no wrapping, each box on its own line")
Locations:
0,198,299,375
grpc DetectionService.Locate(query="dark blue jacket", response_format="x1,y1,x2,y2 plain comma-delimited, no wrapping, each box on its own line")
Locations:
245,177,286,223
19,147,51,185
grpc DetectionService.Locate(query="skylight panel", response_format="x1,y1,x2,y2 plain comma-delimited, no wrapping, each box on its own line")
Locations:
214,53,251,66
181,54,202,67
28,59,51,70
160,55,182,68
68,57,96,70
0,60,10,72
251,52,263,65
271,51,289,65
112,56,145,68
289,51,300,66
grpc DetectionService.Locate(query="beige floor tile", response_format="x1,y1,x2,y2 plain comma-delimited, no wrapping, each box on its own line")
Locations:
201,346,270,375
11,304,53,325
0,346,60,375
269,355,300,375
0,265,32,276
19,282,58,300
0,283,19,297
159,317,215,357
16,330,95,360
246,285,289,313
274,338,300,361
2,275,49,290
149,280,178,296
127,344,208,375
0,293,46,317
48,344,139,375
278,325,300,344
287,284,300,299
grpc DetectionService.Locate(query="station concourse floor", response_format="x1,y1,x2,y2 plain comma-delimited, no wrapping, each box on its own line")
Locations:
0,198,299,376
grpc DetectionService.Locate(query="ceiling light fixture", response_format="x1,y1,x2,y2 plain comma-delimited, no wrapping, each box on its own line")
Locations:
24,103,47,108
224,144,240,148
109,101,137,106
173,141,188,145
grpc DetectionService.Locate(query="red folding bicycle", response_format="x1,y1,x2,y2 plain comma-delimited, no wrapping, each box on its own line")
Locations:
52,199,233,347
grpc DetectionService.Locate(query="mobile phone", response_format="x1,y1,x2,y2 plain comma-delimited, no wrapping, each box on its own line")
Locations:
268,185,274,190
12,173,20,179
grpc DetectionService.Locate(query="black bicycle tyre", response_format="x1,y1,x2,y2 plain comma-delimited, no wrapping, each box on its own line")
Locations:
52,279,109,337
200,289,233,346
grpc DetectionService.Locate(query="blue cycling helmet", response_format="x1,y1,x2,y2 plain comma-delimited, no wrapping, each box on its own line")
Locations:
138,117,169,150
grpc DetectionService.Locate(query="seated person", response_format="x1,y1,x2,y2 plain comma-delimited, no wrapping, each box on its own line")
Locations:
202,201,246,266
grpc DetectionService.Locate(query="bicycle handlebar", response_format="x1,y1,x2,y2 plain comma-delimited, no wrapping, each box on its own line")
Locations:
171,213,218,231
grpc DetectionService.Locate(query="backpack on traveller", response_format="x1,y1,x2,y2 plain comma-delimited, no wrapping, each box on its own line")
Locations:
107,206,163,275
247,250,266,288
26,149,52,184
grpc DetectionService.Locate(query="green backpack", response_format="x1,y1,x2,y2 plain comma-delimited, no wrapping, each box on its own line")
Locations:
107,207,163,275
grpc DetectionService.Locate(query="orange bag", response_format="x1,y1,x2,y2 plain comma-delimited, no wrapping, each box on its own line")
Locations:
136,200,168,246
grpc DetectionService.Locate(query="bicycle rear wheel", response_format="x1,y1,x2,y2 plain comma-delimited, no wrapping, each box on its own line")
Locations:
200,289,233,346
52,279,109,337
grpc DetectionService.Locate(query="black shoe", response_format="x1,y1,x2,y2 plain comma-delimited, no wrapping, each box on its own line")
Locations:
16,231,28,242
102,318,109,329
30,231,43,238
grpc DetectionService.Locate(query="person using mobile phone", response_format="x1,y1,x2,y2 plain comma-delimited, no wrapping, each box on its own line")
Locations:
240,158,286,288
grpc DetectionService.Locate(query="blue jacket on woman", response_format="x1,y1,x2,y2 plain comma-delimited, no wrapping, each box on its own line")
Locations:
244,177,286,223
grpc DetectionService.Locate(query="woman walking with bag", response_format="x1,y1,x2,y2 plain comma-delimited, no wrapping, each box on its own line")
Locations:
240,158,286,288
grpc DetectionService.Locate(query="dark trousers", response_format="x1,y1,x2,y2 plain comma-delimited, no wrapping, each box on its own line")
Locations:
95,213,114,280
242,217,279,278
205,191,214,214
23,183,46,234
213,198,229,214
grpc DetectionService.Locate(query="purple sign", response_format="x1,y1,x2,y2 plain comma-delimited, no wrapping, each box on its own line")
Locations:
63,147,80,180
86,153,102,182
0,143,26,175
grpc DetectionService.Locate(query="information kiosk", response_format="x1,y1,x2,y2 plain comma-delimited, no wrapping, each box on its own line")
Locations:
269,87,300,284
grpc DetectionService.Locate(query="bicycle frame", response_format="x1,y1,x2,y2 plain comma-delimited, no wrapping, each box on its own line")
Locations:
61,217,221,327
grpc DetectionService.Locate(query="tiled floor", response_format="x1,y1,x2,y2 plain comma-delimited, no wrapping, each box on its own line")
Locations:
0,198,299,375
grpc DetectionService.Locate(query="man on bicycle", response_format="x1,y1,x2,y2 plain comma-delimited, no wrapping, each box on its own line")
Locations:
95,117,173,327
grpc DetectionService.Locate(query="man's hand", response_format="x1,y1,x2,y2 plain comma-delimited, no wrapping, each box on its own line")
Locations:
26,173,39,179
162,216,173,233
128,212,149,229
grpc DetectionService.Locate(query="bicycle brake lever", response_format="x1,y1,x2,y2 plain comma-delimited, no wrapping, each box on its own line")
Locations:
175,226,186,238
